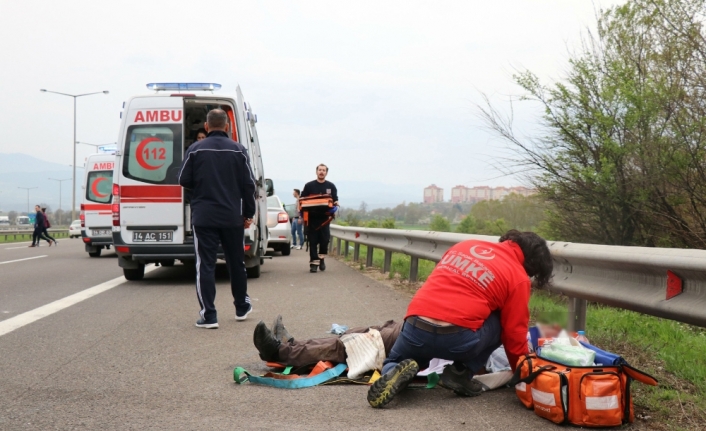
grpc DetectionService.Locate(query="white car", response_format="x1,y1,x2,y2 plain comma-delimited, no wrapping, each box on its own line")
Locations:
69,220,82,238
266,195,292,255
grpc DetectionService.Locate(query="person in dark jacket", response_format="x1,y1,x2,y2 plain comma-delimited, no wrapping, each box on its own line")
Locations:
29,205,52,247
41,208,57,246
301,164,338,272
178,109,257,328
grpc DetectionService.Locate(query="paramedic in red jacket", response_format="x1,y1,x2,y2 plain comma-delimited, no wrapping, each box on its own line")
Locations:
367,230,553,408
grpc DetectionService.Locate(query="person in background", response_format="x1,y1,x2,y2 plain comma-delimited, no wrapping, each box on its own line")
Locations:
301,164,339,272
41,208,57,246
29,205,52,247
195,128,207,142
290,189,304,250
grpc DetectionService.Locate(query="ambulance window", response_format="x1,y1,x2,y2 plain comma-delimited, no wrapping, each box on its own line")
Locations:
123,125,183,184
86,171,113,204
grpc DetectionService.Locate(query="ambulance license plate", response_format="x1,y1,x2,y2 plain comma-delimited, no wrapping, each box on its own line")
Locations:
132,231,173,242
92,229,111,236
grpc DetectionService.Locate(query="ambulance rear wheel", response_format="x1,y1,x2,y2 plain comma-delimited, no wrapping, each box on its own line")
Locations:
246,264,261,279
88,249,102,258
123,265,145,281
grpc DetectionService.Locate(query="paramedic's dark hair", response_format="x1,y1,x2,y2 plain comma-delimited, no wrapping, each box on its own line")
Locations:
499,229,553,288
206,109,228,130
317,164,328,173
196,128,207,137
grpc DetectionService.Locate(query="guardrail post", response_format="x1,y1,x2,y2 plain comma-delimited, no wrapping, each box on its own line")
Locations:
567,297,587,332
409,257,419,282
353,243,360,262
336,238,342,256
383,251,392,274
344,241,349,258
366,246,374,268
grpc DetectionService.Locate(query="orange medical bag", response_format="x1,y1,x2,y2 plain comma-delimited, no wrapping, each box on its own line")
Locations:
512,353,657,427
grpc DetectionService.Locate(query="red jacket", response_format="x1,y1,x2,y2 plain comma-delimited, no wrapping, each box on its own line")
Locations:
405,239,531,371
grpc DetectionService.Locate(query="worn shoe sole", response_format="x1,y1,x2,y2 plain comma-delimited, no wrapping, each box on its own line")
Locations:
195,322,219,329
367,359,419,408
438,375,483,397
235,306,253,321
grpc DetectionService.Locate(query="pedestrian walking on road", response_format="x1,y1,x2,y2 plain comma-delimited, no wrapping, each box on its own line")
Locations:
290,189,304,250
178,109,257,329
301,164,338,273
41,208,57,246
29,205,52,247
367,230,553,408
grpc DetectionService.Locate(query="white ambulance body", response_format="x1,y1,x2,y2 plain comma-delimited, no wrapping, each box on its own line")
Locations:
81,153,116,257
112,83,271,281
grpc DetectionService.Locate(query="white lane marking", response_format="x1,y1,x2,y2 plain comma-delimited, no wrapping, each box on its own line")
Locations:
0,256,48,265
0,265,158,337
4,246,33,250
3,238,70,248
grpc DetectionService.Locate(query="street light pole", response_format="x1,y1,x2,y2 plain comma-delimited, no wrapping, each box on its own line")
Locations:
40,89,109,222
18,187,38,215
48,178,72,212
76,142,116,153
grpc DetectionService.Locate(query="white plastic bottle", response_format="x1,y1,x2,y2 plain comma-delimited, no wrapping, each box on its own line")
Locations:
576,330,590,344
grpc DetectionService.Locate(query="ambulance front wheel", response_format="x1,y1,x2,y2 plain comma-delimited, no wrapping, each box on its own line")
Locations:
123,264,145,281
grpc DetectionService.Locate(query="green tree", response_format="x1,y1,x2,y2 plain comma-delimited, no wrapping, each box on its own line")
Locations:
480,0,706,247
455,214,477,233
365,219,380,228
429,214,451,232
381,218,396,229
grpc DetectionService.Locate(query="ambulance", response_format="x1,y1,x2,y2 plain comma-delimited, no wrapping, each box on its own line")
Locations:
111,83,272,281
81,152,116,257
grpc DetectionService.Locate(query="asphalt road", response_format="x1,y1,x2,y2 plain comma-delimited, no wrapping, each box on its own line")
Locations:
0,239,565,430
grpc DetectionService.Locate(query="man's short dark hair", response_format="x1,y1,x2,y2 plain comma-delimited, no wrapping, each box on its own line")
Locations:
294,188,301,195
499,229,553,288
207,109,228,130
316,164,328,173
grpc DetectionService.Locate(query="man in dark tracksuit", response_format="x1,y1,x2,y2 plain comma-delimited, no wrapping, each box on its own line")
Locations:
178,109,257,328
29,205,50,247
301,164,338,273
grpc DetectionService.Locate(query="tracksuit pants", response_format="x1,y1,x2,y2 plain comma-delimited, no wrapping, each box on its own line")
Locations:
193,226,249,321
308,224,330,264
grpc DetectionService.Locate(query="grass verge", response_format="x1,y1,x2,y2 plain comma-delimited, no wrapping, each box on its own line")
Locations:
0,231,70,244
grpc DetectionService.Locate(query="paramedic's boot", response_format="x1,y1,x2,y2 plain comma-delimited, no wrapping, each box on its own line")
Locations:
438,362,482,397
319,258,326,271
253,321,280,362
367,359,419,408
309,263,318,273
272,315,293,344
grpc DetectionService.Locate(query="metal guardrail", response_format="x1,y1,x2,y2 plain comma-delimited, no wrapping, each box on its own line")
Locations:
329,225,706,330
1,229,70,242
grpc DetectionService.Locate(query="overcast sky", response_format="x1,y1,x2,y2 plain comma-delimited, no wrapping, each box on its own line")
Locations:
1,0,623,195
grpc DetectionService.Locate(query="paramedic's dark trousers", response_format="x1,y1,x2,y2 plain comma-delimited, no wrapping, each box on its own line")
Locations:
382,311,501,376
308,224,330,264
193,226,249,321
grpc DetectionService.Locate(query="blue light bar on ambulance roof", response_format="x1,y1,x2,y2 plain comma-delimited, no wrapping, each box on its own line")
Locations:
146,83,222,92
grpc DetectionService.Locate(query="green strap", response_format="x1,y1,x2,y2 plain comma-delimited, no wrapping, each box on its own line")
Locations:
233,363,348,389
282,366,293,375
426,372,440,389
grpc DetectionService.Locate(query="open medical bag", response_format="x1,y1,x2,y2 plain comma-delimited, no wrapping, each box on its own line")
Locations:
299,194,335,228
511,342,657,427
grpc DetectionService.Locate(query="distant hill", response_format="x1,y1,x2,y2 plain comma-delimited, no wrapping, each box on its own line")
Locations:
0,153,84,213
0,153,422,213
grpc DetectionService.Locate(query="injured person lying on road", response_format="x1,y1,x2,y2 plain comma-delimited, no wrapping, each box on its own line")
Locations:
253,315,561,393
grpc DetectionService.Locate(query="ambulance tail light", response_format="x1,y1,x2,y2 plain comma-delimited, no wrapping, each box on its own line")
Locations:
82,237,91,243
112,184,120,227
244,244,251,251
277,212,289,223
80,204,85,228
116,246,130,254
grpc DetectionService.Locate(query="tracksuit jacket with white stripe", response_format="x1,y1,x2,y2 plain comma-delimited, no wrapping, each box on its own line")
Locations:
178,130,257,228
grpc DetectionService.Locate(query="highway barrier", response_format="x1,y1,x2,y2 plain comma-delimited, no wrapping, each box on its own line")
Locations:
329,225,706,330
1,229,70,242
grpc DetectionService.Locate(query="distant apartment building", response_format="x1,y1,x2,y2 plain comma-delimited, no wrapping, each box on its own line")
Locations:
447,185,536,203
423,184,444,203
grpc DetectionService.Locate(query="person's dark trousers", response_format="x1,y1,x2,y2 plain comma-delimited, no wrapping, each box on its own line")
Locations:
307,225,330,263
192,226,249,321
382,311,502,376
31,227,43,245
41,228,55,243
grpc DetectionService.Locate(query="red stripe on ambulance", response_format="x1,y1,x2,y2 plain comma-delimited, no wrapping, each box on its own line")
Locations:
133,110,183,123
120,185,181,203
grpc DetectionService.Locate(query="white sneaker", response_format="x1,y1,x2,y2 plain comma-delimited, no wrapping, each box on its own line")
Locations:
296,246,302,250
